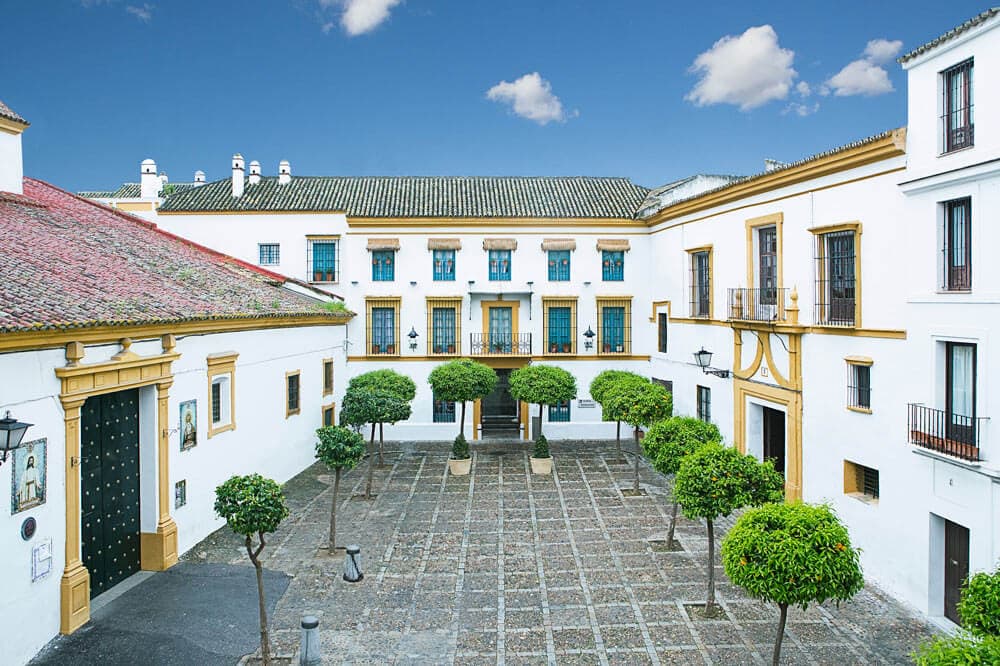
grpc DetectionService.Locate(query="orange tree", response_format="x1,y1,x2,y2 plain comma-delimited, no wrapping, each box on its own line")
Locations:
508,364,577,444
346,370,416,465
673,443,784,615
214,474,290,666
339,388,410,499
722,502,864,666
315,425,366,551
603,379,672,492
642,416,721,547
428,359,498,459
590,370,647,458
914,565,1000,664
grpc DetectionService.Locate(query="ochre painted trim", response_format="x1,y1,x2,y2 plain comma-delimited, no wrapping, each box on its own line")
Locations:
285,370,302,418
846,405,873,415
650,300,671,322
645,130,906,225
347,216,647,228
845,355,874,366
206,352,238,439
365,296,402,357
0,315,351,354
473,399,481,441
322,358,334,396
426,297,463,356
521,401,531,440
322,402,337,426
686,245,714,320
745,212,783,298
57,336,179,634
0,116,29,134
596,296,633,356
810,221,863,329
481,299,520,347
305,234,342,239
542,296,578,355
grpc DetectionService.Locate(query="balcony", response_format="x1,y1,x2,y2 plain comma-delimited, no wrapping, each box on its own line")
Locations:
727,288,787,323
908,403,987,463
469,333,532,357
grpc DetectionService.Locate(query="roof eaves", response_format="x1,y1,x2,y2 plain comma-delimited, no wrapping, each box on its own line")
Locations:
898,8,1000,63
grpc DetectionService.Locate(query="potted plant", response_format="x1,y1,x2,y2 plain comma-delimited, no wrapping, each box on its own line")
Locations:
603,343,611,352
562,343,571,353
372,344,381,354
616,344,623,353
447,344,455,353
386,344,395,354
313,270,323,282
448,434,472,475
530,434,552,474
325,269,335,282
550,342,558,353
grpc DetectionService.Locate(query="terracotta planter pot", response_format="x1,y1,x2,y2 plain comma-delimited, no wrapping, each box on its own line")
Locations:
448,457,472,476
530,456,552,475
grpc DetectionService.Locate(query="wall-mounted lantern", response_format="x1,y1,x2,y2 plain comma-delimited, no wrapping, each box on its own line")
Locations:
693,347,730,378
0,411,33,467
408,326,419,351
583,326,596,351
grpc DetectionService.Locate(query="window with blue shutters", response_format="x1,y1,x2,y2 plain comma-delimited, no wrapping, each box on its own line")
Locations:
549,401,570,422
308,239,338,282
489,250,511,281
371,307,395,354
433,250,455,281
433,398,456,423
372,250,395,281
432,307,457,354
548,307,572,354
548,250,570,281
602,250,624,281
598,298,631,354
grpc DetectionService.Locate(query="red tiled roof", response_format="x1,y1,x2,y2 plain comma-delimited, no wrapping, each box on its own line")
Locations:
0,178,351,334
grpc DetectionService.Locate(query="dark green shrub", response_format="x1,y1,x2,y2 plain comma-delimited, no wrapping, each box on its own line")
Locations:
533,434,550,459
452,433,470,460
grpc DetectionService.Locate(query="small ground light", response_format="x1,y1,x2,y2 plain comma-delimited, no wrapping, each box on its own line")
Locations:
344,544,363,582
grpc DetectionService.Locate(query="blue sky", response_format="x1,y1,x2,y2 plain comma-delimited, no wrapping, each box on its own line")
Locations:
0,1,990,192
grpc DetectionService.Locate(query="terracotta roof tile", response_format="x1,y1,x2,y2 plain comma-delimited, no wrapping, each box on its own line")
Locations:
0,179,352,334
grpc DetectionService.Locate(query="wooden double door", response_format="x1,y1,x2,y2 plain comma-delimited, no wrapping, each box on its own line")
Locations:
81,389,142,598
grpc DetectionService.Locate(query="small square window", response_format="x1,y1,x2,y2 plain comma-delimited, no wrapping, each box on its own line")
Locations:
548,250,570,281
602,250,624,281
549,401,570,422
433,250,456,281
286,371,301,418
433,398,456,423
844,460,879,502
489,250,511,281
372,250,395,281
258,243,280,266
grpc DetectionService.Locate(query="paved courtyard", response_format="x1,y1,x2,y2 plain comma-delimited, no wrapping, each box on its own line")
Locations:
187,441,938,665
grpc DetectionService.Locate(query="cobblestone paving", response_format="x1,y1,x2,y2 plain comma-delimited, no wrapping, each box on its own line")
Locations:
186,442,939,665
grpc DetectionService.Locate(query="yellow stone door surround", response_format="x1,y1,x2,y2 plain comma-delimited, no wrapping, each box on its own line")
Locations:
55,335,181,634
731,327,804,501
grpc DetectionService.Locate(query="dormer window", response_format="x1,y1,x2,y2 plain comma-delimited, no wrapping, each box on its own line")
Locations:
942,60,974,153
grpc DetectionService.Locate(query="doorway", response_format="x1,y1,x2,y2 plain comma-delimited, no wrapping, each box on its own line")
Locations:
762,406,785,476
481,369,519,438
944,519,970,625
81,389,142,598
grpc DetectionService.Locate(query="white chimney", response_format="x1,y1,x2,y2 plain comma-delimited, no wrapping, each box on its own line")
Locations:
194,170,206,185
231,153,245,197
278,160,291,185
159,172,169,188
0,100,28,194
248,160,261,185
140,158,159,199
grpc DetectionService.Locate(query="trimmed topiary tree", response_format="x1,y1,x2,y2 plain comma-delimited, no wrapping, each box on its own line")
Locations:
347,370,416,465
722,502,864,666
603,380,672,493
315,425,366,552
642,416,721,547
214,474,290,666
339,387,411,499
590,370,647,458
673,443,785,615
508,364,577,442
914,565,1000,665
428,359,499,454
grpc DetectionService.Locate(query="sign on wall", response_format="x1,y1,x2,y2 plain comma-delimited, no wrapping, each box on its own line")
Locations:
11,438,46,515
175,480,187,508
180,400,197,451
32,538,52,582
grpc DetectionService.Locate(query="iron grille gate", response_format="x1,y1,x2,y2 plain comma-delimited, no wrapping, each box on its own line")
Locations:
81,389,141,598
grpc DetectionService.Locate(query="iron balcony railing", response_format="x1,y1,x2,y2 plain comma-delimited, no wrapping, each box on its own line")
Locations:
908,403,986,462
469,333,532,356
727,288,787,323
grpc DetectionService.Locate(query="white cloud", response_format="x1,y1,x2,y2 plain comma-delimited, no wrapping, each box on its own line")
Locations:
796,81,811,97
317,0,400,36
125,3,153,23
863,38,903,64
685,25,798,111
783,101,819,117
486,72,568,125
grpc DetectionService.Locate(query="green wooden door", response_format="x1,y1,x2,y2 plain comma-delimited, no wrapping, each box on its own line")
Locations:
81,389,141,598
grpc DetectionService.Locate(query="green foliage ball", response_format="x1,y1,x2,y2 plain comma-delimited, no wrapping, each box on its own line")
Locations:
339,387,412,428
429,359,498,404
603,380,672,429
214,473,289,537
533,434,551,459
721,502,864,610
509,365,577,407
347,369,416,402
958,567,1000,638
590,370,647,404
642,416,720,476
452,433,470,460
673,443,784,521
315,425,366,471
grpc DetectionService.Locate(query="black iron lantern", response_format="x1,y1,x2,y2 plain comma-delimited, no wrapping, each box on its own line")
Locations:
693,348,730,378
583,326,596,350
0,410,32,466
408,326,419,351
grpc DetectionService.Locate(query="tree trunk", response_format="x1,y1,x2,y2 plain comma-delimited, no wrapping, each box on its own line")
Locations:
328,467,341,552
365,424,376,499
537,403,543,439
459,401,467,439
706,519,716,613
615,420,622,457
246,535,271,666
773,602,789,666
378,422,385,466
633,427,641,492
666,499,679,547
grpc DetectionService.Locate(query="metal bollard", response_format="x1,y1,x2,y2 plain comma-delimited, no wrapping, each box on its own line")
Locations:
299,615,320,666
343,544,363,582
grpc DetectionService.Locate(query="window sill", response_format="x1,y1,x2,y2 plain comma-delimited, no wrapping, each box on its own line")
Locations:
846,406,872,415
310,281,340,286
813,322,857,329
845,491,878,506
935,289,972,295
285,408,301,419
207,422,235,439
938,145,975,158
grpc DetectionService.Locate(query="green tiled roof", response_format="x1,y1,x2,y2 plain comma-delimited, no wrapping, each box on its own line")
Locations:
159,176,650,219
78,182,201,199
77,190,117,199
899,8,999,63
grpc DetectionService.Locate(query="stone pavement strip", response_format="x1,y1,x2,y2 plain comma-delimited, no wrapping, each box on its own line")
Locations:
184,441,940,665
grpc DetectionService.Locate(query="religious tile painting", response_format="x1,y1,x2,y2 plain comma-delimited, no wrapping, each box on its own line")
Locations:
180,399,197,451
11,437,46,515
